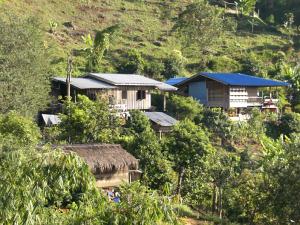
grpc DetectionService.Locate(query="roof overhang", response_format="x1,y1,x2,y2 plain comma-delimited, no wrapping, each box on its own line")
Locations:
53,77,116,90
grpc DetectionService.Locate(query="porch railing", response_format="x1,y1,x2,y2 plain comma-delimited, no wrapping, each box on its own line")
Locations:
247,97,263,105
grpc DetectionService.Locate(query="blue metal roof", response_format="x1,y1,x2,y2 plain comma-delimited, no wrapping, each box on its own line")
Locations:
197,72,289,87
165,77,187,86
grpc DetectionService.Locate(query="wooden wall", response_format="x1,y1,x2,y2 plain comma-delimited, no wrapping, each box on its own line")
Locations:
247,87,259,98
88,86,152,110
95,170,129,188
206,80,229,108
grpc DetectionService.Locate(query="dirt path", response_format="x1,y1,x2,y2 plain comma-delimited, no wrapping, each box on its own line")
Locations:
181,217,212,225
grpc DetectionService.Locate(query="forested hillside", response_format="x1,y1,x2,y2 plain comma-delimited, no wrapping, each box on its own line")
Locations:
0,0,300,224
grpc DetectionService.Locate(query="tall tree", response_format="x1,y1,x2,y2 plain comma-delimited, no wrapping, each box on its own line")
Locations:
173,1,224,59
166,119,214,195
0,16,50,117
123,110,176,190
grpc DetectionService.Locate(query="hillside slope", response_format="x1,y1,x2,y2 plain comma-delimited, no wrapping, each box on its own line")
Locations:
0,0,297,79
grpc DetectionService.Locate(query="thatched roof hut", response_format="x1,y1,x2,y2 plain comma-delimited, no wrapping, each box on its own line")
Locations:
60,144,139,174
58,144,140,188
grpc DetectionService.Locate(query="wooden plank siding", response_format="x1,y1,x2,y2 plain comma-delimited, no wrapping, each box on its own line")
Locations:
206,80,229,108
87,86,152,110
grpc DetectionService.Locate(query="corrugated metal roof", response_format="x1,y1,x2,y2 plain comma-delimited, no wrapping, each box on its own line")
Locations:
144,112,178,127
42,114,61,126
156,83,178,91
193,72,289,87
53,77,115,90
165,77,188,86
88,73,177,91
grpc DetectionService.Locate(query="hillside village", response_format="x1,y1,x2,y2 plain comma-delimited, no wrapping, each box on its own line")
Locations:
0,0,300,224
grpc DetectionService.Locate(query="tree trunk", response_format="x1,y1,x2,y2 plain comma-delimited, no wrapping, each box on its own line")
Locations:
267,0,274,11
218,187,223,219
176,167,185,196
211,184,217,215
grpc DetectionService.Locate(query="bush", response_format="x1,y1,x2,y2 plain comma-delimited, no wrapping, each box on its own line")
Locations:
57,95,121,144
113,182,180,224
162,50,187,79
294,104,300,113
144,60,164,80
117,49,145,74
279,112,300,136
200,108,233,145
122,110,177,190
207,56,242,72
167,95,203,121
0,112,41,148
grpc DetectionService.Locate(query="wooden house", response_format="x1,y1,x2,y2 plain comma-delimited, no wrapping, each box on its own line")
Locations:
52,73,177,111
60,144,141,188
166,72,289,114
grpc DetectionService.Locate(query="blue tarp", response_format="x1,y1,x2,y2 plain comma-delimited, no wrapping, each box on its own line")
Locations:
166,73,289,87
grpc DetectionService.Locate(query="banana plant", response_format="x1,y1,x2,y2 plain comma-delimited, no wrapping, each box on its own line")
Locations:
81,24,120,72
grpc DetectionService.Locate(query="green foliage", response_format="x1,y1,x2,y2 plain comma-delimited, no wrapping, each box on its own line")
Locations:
278,63,300,106
200,108,233,145
247,107,265,136
0,112,41,148
207,56,242,72
294,103,300,113
0,134,180,224
48,20,58,33
278,112,300,136
257,0,300,25
259,135,300,223
144,60,164,80
82,24,120,72
123,110,176,190
0,15,50,117
240,52,268,76
237,0,257,15
166,119,214,195
162,50,187,79
225,170,267,224
125,110,151,134
0,145,103,224
56,95,121,144
113,182,180,225
283,12,295,28
174,204,199,219
173,1,224,57
167,95,203,121
117,49,145,74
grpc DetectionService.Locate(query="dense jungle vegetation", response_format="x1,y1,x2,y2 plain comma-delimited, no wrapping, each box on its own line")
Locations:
0,0,300,224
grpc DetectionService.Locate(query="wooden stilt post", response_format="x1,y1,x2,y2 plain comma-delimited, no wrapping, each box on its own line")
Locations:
66,55,73,101
66,55,73,144
163,93,167,112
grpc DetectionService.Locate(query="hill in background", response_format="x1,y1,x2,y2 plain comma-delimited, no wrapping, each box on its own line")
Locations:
1,0,299,79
